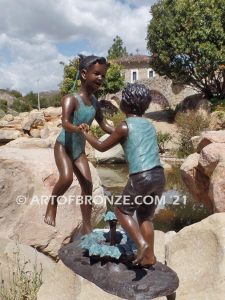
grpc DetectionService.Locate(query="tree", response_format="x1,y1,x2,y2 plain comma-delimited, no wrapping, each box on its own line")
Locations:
60,58,125,97
59,58,80,96
147,0,225,99
98,63,125,97
107,36,128,60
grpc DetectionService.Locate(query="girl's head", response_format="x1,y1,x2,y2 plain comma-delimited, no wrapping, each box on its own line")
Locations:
77,54,110,91
120,83,152,116
78,54,109,73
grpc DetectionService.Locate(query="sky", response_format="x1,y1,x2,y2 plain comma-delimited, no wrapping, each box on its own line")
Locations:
0,0,156,94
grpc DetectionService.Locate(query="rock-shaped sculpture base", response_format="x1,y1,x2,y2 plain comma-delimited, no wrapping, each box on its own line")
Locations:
59,239,179,300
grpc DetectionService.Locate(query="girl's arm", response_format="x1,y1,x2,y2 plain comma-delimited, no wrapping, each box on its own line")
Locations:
61,95,82,133
82,122,128,152
95,101,115,134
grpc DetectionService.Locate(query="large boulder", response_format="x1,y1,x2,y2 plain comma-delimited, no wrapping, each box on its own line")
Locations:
181,130,225,212
43,107,62,118
166,213,225,300
196,130,225,153
0,146,106,258
95,134,125,163
180,153,211,209
21,110,45,131
6,136,52,148
0,129,22,143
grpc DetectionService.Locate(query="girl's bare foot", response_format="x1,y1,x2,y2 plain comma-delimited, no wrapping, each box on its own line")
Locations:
133,242,148,264
81,224,92,235
44,202,57,226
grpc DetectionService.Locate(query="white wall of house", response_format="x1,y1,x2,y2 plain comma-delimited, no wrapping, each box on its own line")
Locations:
124,66,157,83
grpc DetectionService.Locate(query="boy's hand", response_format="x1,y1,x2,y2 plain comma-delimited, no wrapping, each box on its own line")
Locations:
79,123,89,133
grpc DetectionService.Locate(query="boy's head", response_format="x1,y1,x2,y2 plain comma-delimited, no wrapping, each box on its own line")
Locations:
120,83,152,116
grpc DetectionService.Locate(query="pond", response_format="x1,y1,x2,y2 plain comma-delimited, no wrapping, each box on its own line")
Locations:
95,162,211,232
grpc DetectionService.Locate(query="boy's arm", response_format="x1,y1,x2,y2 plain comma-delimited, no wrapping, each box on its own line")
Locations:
95,101,115,134
82,122,128,152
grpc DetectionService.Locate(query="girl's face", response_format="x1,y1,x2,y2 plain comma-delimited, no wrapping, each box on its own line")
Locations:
82,63,107,91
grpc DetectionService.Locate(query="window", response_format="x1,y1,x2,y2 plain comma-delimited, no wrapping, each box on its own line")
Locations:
147,68,155,78
131,69,138,83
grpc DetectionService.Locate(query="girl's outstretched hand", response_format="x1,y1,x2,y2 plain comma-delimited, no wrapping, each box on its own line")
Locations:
79,123,89,133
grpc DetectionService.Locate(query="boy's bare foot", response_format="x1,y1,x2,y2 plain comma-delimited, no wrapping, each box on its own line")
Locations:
44,202,57,227
133,242,148,264
140,255,157,267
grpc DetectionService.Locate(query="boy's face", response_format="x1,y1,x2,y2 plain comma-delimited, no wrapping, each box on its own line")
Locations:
83,63,107,91
120,100,129,115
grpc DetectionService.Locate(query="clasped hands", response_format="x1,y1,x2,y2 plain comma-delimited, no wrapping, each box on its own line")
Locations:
78,123,89,133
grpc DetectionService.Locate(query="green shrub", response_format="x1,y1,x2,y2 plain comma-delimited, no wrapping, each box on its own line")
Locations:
48,93,61,107
10,90,22,98
90,125,104,139
0,100,7,113
157,131,173,153
175,111,209,157
12,98,32,113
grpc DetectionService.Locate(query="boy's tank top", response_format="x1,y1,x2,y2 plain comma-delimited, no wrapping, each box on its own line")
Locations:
121,117,162,175
57,94,97,160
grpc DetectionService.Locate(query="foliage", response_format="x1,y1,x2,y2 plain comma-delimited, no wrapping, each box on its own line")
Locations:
0,100,8,113
10,90,22,98
0,249,43,300
107,36,128,60
90,110,125,138
157,131,173,153
11,91,62,112
12,98,32,113
0,109,5,118
98,63,125,97
210,97,225,112
90,125,104,139
60,58,80,96
0,89,22,98
175,111,209,157
147,0,225,99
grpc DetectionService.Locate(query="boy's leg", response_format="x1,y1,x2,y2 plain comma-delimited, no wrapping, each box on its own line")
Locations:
136,207,156,265
44,142,74,226
73,153,93,235
114,207,148,263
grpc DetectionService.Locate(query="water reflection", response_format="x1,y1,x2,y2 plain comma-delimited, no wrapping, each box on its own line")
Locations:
95,163,211,232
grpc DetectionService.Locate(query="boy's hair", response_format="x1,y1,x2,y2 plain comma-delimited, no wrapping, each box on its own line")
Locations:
121,83,152,116
78,54,110,73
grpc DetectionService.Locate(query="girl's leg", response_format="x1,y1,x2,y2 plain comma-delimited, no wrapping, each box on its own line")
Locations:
114,207,148,264
44,142,74,226
73,153,93,235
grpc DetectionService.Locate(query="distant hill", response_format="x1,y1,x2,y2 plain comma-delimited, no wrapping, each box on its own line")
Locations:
0,89,60,106
39,90,60,99
0,89,18,105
